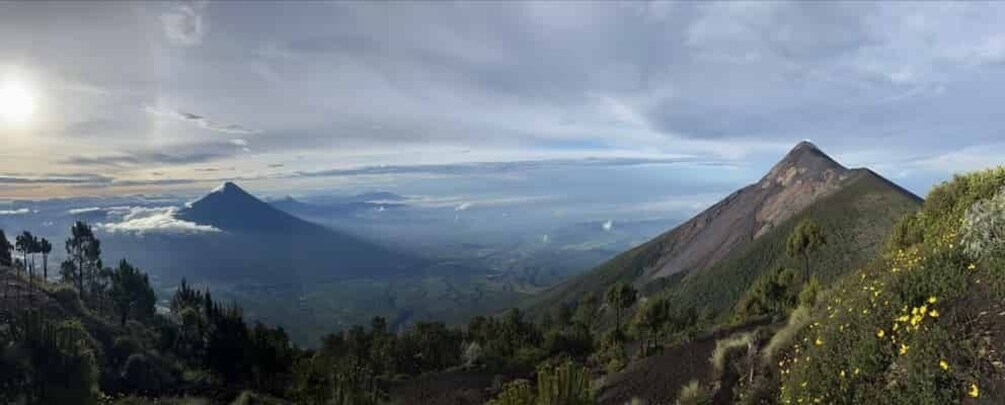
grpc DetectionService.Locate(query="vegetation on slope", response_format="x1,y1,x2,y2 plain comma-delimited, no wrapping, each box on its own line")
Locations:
771,167,1005,404
665,169,922,319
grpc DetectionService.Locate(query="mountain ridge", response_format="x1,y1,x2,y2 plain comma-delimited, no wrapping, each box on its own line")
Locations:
531,141,922,311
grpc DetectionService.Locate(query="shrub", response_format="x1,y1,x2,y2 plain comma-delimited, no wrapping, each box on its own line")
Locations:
960,186,1005,261
121,352,180,392
776,167,1005,404
676,380,711,405
52,284,85,313
485,361,593,405
711,332,755,379
487,379,534,405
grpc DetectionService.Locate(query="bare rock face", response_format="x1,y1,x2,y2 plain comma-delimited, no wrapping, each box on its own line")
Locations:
646,141,848,281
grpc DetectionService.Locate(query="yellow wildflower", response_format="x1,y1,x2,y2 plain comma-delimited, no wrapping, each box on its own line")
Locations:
968,383,980,398
815,337,824,346
899,344,910,355
840,370,846,378
939,360,949,370
968,263,977,270
927,296,937,304
929,309,939,318
877,329,886,338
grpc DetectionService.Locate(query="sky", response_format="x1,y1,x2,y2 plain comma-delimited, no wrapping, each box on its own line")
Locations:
1,1,1004,205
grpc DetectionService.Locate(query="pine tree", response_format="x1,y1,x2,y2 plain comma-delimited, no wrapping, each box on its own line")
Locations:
0,228,12,267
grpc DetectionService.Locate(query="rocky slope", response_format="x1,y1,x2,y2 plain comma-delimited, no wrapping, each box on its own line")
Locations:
532,141,921,310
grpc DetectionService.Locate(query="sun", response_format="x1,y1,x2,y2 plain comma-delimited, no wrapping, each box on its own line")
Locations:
0,78,36,124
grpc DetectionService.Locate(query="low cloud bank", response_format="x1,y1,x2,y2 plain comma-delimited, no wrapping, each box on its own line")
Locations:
100,206,220,235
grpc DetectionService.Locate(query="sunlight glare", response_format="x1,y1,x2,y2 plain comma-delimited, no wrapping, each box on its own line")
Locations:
0,78,36,124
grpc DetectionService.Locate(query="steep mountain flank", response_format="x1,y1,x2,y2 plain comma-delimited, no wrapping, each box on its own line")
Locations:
533,142,922,311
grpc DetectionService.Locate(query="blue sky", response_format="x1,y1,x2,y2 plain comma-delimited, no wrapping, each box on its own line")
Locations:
0,1,1003,205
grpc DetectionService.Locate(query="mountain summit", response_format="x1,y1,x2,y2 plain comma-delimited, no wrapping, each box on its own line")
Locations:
534,141,922,310
179,182,324,234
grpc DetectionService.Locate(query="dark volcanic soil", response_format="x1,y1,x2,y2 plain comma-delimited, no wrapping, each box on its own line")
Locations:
386,369,505,405
598,319,774,405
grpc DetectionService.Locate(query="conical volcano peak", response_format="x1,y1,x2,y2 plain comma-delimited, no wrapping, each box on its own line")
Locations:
189,181,258,207
761,141,847,188
791,140,821,153
209,181,246,195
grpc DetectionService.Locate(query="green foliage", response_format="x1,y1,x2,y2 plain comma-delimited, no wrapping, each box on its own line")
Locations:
292,355,384,405
110,260,156,326
676,380,711,405
960,185,1005,261
62,221,102,297
632,296,669,355
916,166,1005,245
604,282,637,331
668,170,921,320
467,309,544,371
0,228,12,267
535,361,594,405
798,277,821,308
735,267,800,320
486,361,593,405
786,218,826,280
120,352,180,392
711,332,755,379
777,167,1005,404
1,312,100,404
487,379,535,405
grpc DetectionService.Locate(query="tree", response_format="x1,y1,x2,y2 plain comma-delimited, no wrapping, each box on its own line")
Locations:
572,293,599,330
0,228,12,267
786,218,826,280
109,260,156,326
39,238,52,281
63,222,102,297
605,282,638,332
15,232,31,277
633,296,669,355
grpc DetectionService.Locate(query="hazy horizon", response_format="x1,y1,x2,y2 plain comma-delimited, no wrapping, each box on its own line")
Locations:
3,1,1005,205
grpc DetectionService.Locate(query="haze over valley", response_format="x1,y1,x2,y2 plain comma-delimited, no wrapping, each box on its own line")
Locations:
2,2,1004,404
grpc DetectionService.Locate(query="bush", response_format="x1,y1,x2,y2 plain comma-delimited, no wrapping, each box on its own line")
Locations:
711,332,755,379
52,285,84,313
776,167,1005,404
121,352,180,392
487,379,534,405
960,186,1005,261
485,361,593,405
676,379,710,405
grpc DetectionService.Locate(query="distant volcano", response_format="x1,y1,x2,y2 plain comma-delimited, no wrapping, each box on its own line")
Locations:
178,182,327,234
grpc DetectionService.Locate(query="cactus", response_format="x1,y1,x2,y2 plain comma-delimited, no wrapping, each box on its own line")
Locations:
486,361,594,405
536,361,593,405
488,379,535,405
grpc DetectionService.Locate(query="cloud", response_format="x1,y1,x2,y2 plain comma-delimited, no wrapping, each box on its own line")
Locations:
294,156,724,179
100,206,220,234
160,0,208,46
0,208,30,215
64,151,228,168
144,106,261,134
0,174,113,185
454,202,471,211
67,207,104,215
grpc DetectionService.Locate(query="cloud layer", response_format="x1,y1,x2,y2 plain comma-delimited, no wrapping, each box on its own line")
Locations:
100,206,220,234
2,2,1004,200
